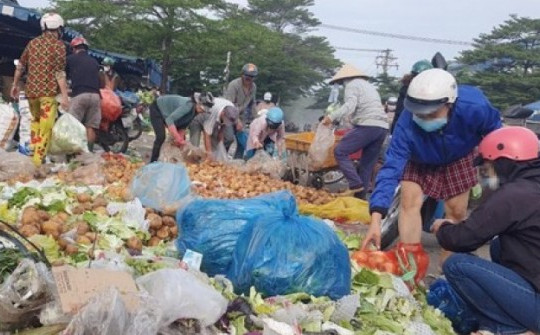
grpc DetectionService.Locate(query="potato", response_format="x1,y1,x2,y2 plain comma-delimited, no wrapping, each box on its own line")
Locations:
21,207,40,225
85,232,97,243
65,244,79,255
126,236,142,251
76,193,92,203
20,224,40,237
37,209,51,221
76,222,90,235
57,238,69,250
72,205,85,215
147,213,163,230
145,207,155,216
147,236,161,247
83,202,93,211
51,213,68,223
92,196,108,209
56,212,70,222
169,225,178,238
162,216,176,227
94,206,108,217
41,220,62,235
156,226,170,240
76,236,92,245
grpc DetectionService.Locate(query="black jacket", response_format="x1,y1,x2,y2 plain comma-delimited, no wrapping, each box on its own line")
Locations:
437,158,540,291
66,50,100,97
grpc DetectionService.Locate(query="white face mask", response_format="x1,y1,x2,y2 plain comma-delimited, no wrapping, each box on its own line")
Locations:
104,66,111,72
484,176,500,190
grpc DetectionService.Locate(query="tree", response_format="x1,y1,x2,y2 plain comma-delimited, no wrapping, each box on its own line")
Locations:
373,73,400,102
52,0,223,92
457,15,540,110
247,0,319,33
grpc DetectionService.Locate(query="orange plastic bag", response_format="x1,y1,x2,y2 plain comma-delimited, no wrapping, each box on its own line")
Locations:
352,242,429,285
100,89,122,125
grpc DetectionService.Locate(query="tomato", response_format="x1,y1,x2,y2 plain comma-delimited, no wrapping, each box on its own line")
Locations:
378,261,399,275
354,251,369,263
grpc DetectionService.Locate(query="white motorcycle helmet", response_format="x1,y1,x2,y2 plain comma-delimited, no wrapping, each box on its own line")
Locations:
404,68,458,116
40,13,64,31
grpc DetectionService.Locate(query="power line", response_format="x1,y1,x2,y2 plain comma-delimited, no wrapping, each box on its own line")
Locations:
321,24,473,46
334,46,385,52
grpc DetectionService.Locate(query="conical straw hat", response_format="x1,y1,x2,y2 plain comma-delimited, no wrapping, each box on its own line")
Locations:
329,64,368,83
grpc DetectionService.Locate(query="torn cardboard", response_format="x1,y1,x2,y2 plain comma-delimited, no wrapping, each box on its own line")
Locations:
52,266,139,314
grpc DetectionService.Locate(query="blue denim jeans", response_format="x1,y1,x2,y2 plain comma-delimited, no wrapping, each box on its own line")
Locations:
443,250,540,334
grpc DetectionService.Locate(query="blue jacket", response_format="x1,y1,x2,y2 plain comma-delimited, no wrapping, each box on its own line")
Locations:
370,85,502,215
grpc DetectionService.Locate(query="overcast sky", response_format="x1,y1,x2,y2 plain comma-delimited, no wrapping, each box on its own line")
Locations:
18,0,540,78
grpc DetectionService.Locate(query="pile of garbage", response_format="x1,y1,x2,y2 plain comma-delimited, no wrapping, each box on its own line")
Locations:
0,150,460,335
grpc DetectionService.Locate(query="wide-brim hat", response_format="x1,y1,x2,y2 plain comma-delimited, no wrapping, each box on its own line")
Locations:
329,64,369,84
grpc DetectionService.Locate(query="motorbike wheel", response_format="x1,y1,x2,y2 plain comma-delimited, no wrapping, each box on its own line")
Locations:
380,187,401,250
100,122,129,154
127,118,143,140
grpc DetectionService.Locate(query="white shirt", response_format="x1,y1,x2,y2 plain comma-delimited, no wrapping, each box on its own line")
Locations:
203,97,234,135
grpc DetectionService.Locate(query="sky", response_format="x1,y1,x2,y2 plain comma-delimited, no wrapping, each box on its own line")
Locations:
18,0,540,77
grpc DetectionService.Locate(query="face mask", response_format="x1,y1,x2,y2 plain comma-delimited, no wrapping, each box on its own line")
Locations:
104,66,111,72
412,115,448,132
481,176,500,190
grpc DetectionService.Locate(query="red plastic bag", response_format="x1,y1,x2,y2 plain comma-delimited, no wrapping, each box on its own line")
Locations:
100,89,122,127
352,242,429,285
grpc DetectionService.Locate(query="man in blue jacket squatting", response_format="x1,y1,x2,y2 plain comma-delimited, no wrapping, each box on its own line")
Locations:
361,68,502,282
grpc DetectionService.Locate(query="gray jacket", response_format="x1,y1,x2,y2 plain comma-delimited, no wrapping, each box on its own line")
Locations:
330,78,388,129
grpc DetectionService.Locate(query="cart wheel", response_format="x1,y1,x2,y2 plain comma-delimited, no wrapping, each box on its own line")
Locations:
311,175,324,189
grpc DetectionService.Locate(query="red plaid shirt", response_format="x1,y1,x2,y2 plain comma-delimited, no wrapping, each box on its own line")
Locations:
19,31,66,99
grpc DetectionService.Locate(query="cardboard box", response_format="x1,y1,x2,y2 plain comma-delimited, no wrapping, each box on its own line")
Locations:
52,266,139,314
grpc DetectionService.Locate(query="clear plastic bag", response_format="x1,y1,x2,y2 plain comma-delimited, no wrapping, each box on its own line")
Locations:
0,103,19,150
49,113,89,155
308,124,335,169
213,141,229,162
243,150,286,179
0,150,36,181
131,162,192,213
0,260,54,328
136,268,227,328
159,137,206,164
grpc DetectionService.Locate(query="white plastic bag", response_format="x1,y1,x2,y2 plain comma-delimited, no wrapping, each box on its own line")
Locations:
213,141,229,162
49,113,88,155
308,124,335,169
136,268,227,328
243,150,286,179
18,92,32,156
0,103,19,150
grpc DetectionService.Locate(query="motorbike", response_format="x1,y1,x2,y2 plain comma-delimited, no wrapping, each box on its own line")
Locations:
116,90,144,141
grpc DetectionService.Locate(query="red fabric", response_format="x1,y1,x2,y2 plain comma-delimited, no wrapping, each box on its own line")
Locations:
402,151,477,200
99,89,122,127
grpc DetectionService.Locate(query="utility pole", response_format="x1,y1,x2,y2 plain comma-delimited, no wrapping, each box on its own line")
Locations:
375,49,399,75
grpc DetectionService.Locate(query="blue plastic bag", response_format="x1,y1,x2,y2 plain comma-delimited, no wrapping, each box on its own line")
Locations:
176,191,296,277
427,279,479,334
228,198,351,299
131,162,191,213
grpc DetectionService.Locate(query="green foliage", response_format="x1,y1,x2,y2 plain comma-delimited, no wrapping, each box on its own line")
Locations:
51,0,339,104
373,73,400,102
457,15,540,110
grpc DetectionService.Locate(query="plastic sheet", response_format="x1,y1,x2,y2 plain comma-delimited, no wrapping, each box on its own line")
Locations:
131,162,192,213
136,268,227,328
308,124,335,169
0,103,19,150
176,191,295,276
299,196,370,223
18,92,32,156
49,113,88,155
0,150,36,182
228,195,351,299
